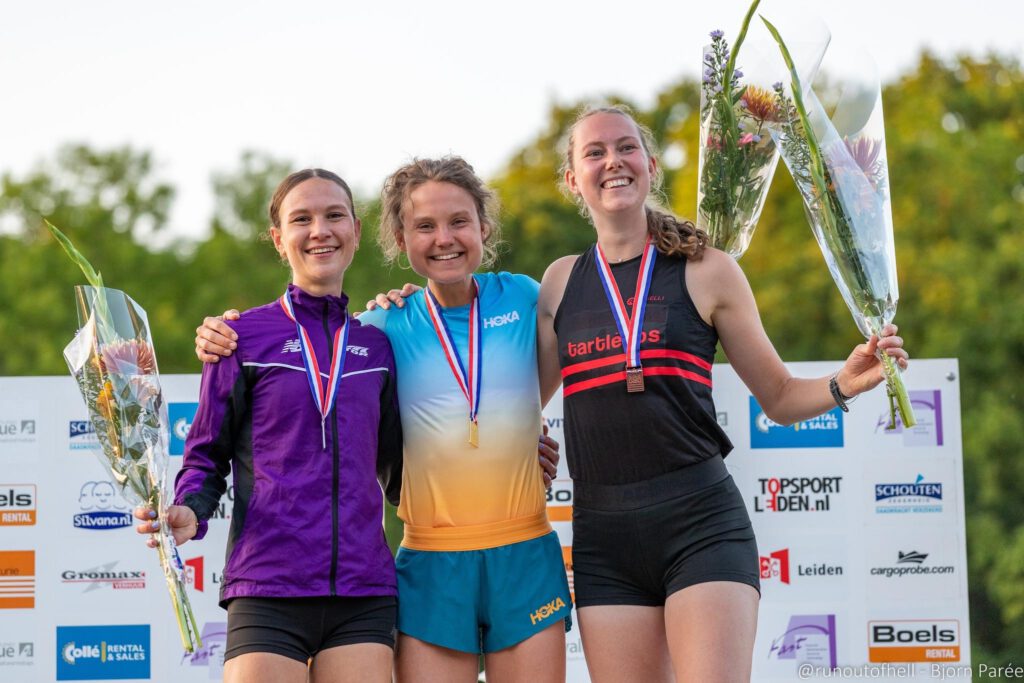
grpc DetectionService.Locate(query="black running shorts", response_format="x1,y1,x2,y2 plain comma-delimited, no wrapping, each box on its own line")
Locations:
571,456,760,607
225,595,397,663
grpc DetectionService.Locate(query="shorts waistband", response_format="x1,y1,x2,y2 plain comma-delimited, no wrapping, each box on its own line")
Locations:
574,455,729,511
401,511,552,552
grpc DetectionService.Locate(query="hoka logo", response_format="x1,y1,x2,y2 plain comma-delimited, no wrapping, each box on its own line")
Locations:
529,596,567,625
281,339,301,353
483,310,520,329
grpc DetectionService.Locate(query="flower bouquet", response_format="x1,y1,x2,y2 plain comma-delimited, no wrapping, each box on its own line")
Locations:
697,0,828,259
759,19,916,428
49,222,203,651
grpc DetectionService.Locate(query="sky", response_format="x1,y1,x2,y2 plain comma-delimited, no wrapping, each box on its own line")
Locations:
3,0,1022,245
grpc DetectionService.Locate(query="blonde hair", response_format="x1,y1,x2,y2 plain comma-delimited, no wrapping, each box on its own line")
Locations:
561,104,707,260
378,156,503,268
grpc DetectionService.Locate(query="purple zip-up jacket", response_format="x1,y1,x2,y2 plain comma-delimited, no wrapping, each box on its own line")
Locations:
174,284,402,606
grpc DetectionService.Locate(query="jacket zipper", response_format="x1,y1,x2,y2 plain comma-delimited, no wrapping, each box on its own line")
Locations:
324,300,340,597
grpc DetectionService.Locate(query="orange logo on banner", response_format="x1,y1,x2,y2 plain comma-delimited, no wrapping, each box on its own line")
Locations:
0,550,35,608
562,545,574,603
547,505,573,523
0,485,36,526
868,620,960,662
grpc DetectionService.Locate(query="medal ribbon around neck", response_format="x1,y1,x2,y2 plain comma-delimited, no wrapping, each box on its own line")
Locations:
279,292,349,449
594,237,657,374
423,278,482,447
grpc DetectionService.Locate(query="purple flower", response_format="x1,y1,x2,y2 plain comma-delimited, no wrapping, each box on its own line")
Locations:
710,30,724,40
734,70,744,79
704,67,713,78
773,81,784,90
712,84,723,94
752,135,761,142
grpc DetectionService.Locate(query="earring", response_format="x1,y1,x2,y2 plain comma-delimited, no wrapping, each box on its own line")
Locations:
398,253,412,270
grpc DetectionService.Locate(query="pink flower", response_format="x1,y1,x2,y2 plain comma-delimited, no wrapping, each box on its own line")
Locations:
738,133,756,146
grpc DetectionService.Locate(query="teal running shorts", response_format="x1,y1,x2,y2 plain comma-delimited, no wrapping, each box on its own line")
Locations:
395,531,572,654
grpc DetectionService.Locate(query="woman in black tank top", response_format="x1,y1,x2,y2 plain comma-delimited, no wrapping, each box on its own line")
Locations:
536,105,908,682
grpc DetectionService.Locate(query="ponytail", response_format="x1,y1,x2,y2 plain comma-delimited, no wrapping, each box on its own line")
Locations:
645,206,707,260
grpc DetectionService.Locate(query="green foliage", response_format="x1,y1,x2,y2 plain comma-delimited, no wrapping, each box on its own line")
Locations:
1,51,1021,663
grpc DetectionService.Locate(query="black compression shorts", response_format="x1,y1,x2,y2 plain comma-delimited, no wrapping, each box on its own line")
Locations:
225,595,397,663
571,456,760,607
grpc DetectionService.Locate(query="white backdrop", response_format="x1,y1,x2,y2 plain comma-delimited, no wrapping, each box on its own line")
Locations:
0,359,969,682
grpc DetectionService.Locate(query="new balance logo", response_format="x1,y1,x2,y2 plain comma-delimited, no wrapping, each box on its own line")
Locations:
483,310,520,329
529,596,567,625
281,339,301,353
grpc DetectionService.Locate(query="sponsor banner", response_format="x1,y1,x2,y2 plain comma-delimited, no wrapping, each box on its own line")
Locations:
865,459,958,522
751,474,845,515
73,481,132,531
874,475,944,515
0,484,36,525
546,480,573,523
169,402,198,456
68,419,99,452
60,561,147,592
0,399,39,457
181,621,226,677
0,550,35,609
868,619,961,663
56,624,150,680
875,389,944,447
757,537,848,600
766,613,839,669
865,530,961,601
750,397,844,449
0,640,34,668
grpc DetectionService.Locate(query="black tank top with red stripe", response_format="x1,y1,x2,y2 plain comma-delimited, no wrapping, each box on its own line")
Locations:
554,245,732,485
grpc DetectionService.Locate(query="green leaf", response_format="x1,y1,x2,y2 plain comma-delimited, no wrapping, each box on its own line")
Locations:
45,220,105,289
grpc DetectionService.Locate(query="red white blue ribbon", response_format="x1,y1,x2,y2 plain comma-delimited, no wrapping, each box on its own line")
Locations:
594,237,657,370
423,278,482,443
279,292,349,449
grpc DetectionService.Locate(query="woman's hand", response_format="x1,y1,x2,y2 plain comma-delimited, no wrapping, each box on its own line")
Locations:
835,323,909,397
195,310,240,362
133,505,199,548
538,424,560,489
364,283,421,311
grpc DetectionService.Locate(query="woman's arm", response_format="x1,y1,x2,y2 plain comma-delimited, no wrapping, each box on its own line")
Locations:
537,255,577,407
688,249,907,425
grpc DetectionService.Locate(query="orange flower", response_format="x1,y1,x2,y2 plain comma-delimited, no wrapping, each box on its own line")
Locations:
97,380,116,421
740,86,780,122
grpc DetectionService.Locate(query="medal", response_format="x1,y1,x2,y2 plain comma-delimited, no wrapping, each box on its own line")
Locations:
279,292,349,449
594,238,657,393
423,278,482,447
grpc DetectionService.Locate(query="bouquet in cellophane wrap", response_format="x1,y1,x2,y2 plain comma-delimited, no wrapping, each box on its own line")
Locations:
697,0,829,259
760,18,916,429
49,222,202,652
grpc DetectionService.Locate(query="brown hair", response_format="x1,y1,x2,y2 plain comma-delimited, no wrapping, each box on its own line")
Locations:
378,156,503,268
268,168,356,229
561,104,707,260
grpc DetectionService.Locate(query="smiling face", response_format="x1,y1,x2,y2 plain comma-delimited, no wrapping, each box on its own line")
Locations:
565,111,657,218
270,177,361,297
397,180,488,288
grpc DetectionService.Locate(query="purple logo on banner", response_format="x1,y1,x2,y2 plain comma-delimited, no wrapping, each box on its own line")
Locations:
767,614,837,669
181,622,226,668
876,389,944,447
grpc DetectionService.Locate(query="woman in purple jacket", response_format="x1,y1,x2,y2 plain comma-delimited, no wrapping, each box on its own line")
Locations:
135,169,402,683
